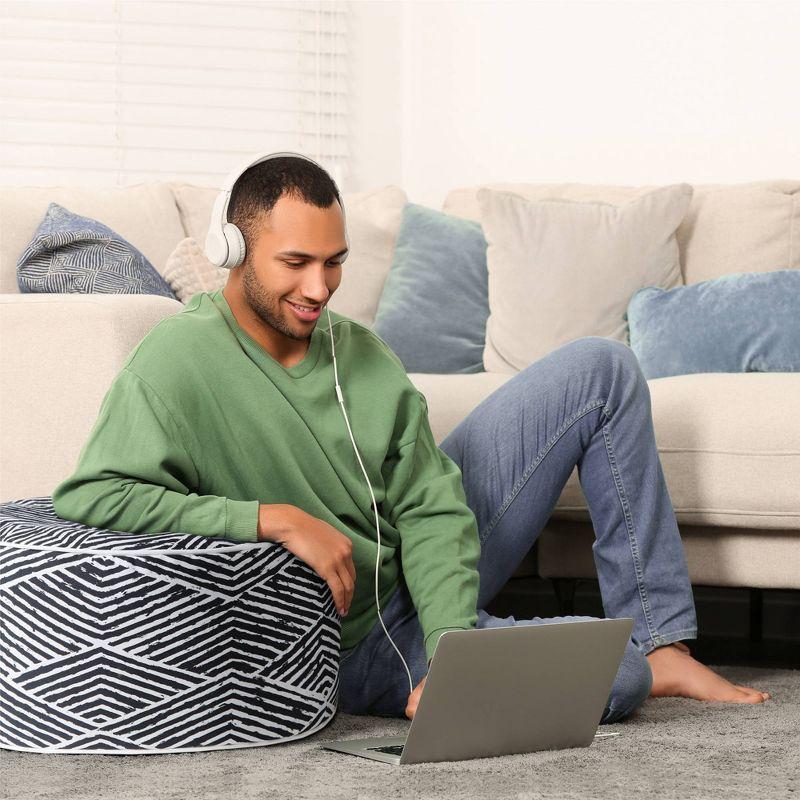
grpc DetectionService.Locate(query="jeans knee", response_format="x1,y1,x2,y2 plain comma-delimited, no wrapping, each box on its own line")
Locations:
600,642,653,724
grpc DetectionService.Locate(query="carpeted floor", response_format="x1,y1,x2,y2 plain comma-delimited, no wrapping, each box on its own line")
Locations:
2,665,798,800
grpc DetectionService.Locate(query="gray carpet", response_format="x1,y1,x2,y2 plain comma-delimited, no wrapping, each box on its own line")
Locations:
3,665,798,800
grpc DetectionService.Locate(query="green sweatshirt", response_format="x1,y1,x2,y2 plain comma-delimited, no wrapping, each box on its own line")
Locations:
52,288,481,662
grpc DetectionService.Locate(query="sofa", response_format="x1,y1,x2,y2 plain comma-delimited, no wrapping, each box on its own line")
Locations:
1,179,798,612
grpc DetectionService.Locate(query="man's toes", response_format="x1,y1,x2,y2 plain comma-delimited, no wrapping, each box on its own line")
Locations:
734,683,760,695
735,685,769,701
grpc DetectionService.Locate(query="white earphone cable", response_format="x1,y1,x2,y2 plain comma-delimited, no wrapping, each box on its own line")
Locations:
326,306,415,696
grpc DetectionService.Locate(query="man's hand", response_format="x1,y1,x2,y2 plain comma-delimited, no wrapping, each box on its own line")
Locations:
405,674,427,720
258,504,356,617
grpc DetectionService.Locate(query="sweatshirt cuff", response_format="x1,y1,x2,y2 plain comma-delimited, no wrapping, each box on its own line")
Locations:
424,626,472,664
224,498,260,542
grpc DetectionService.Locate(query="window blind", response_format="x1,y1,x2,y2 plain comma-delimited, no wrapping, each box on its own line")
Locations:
0,0,350,187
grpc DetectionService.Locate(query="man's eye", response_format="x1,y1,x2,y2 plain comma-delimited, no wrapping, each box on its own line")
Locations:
284,261,342,267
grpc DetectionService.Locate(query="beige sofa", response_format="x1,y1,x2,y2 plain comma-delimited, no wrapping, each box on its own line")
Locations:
1,180,798,602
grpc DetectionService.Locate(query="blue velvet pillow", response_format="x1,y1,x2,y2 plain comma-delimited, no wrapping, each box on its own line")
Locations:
625,269,800,379
17,202,177,299
373,203,489,374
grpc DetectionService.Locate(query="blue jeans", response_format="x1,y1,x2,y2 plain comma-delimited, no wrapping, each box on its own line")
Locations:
338,337,698,724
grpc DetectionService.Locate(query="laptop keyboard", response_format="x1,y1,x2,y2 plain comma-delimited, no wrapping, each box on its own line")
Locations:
366,744,404,756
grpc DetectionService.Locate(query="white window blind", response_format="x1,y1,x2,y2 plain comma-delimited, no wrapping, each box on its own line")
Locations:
0,0,350,187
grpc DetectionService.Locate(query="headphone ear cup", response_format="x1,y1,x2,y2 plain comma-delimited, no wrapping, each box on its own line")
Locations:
223,222,246,268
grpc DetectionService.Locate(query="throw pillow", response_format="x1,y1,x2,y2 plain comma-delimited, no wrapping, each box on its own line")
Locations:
477,184,693,373
16,202,177,300
625,269,800,379
372,203,489,374
163,237,230,303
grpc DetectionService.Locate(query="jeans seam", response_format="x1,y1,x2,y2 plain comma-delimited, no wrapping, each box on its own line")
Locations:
479,399,609,544
600,412,660,647
637,627,699,656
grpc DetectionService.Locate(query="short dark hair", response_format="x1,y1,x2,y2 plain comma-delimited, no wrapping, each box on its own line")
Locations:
227,155,343,265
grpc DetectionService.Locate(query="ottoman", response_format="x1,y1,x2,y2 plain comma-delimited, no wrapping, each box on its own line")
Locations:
0,497,341,754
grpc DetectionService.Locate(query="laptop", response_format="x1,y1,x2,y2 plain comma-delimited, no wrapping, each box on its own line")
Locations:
321,617,633,765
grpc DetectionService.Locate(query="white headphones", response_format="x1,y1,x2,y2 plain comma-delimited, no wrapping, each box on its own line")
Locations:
205,151,415,695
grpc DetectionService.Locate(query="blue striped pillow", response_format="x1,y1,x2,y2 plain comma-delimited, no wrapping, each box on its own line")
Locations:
17,202,177,300
625,270,800,379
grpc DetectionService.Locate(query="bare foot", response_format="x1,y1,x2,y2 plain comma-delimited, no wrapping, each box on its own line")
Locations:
646,642,772,703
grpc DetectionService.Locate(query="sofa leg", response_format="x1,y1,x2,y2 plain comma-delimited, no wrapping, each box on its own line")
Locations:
749,588,763,643
551,578,580,616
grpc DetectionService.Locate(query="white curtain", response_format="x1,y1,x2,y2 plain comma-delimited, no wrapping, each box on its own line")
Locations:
0,0,350,187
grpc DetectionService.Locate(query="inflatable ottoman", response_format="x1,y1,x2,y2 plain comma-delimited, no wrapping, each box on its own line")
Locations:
0,497,341,754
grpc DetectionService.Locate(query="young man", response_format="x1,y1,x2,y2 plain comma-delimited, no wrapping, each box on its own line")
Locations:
52,157,770,726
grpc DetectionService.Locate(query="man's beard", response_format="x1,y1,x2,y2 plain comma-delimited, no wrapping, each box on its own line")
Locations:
241,260,314,342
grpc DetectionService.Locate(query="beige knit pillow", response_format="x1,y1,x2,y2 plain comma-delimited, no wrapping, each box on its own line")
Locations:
162,237,230,304
478,183,693,373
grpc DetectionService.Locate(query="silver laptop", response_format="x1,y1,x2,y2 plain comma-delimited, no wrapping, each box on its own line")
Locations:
321,617,633,765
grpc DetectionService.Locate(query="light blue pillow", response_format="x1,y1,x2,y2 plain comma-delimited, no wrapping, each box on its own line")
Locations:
625,269,800,379
17,202,177,300
373,203,489,374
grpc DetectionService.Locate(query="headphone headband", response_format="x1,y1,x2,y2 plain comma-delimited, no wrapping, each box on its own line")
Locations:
204,150,345,270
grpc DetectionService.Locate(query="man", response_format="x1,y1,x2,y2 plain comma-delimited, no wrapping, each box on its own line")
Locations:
53,156,770,727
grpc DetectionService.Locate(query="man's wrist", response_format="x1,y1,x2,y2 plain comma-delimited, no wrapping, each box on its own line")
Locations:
257,503,301,543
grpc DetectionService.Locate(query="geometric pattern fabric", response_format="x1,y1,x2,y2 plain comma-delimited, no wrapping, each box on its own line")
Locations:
0,497,340,753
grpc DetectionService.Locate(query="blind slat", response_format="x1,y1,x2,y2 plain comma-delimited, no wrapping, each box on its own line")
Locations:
0,0,351,187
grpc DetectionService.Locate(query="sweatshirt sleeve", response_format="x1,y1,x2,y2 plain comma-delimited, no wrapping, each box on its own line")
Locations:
52,367,260,542
384,391,481,663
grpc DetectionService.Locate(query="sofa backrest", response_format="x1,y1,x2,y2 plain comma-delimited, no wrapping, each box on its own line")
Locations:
0,184,185,294
0,181,408,329
442,180,800,284
3,178,798,308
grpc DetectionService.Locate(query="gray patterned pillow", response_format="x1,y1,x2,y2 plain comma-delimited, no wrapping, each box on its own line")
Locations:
16,202,177,299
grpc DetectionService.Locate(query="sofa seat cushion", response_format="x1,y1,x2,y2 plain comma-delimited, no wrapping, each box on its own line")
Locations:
0,497,340,754
551,372,800,531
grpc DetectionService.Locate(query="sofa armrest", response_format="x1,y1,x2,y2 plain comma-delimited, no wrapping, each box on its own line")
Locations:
0,293,184,503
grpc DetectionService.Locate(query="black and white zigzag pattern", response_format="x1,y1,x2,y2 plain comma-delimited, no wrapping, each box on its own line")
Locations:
0,497,340,754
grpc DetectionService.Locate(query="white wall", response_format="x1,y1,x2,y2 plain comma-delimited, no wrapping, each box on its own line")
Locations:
350,0,800,208
346,0,404,192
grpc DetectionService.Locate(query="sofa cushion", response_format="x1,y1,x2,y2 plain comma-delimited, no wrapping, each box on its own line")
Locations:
163,237,229,304
373,202,489,374
476,184,692,373
675,181,800,284
0,183,184,293
17,202,177,300
549,371,800,533
442,180,800,286
626,269,800,379
168,182,408,327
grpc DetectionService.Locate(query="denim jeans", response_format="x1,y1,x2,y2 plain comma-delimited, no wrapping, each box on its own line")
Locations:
337,336,698,725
